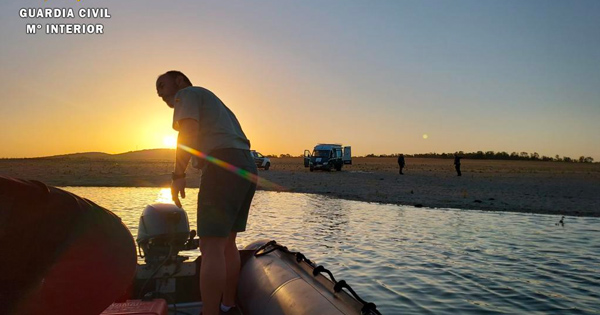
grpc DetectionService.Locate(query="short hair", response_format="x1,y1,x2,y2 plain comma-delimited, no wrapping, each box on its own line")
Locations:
162,70,192,86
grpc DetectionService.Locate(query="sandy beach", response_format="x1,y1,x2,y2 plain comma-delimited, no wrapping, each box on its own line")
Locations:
1,157,598,217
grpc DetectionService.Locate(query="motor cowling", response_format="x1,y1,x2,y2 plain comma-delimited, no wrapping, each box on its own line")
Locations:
136,203,191,264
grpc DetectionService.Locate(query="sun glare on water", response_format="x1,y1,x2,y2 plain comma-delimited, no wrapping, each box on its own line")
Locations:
163,135,177,148
156,188,174,204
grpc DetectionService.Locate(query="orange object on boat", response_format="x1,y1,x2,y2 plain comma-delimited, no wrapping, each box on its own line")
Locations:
101,299,168,315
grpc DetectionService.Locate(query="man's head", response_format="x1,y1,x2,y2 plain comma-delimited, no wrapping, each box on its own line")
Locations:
156,71,193,108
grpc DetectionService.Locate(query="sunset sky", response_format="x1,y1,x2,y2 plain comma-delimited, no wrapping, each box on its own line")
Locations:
1,1,599,160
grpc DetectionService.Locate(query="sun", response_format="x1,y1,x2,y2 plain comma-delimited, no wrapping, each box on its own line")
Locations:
163,135,177,148
423,134,429,139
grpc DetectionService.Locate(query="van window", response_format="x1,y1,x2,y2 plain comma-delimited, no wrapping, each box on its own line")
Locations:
312,150,330,157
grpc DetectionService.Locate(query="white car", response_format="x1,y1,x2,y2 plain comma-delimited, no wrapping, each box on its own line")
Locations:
251,150,271,170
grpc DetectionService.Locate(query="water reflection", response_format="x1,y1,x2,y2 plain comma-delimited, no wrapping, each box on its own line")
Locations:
62,187,600,315
155,188,172,204
303,195,349,248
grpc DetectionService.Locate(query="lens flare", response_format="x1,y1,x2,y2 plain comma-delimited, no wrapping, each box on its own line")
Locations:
178,144,285,191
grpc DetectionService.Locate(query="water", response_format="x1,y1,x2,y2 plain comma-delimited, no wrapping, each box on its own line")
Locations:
63,187,600,315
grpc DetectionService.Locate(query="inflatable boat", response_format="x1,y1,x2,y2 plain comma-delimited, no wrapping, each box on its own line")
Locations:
0,177,381,315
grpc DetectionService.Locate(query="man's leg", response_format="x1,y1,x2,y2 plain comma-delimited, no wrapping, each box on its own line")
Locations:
222,232,239,308
200,236,228,315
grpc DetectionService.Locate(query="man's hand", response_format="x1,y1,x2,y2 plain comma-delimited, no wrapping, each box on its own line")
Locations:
171,178,186,208
170,118,198,208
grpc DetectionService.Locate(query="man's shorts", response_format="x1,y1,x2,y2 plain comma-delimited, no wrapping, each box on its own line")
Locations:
197,148,258,237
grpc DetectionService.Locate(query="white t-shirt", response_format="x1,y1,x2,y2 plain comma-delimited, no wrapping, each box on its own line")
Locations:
172,86,251,154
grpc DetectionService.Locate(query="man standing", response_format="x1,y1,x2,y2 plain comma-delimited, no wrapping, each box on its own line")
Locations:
156,71,257,315
454,153,462,176
397,154,405,175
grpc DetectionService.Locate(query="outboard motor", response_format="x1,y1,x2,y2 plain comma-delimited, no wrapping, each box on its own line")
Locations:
136,203,198,265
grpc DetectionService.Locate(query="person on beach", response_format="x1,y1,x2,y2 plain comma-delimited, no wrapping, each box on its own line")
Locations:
397,154,405,175
454,153,462,176
156,71,257,315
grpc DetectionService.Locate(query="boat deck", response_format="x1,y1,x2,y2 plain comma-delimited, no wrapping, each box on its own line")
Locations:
168,302,243,315
135,253,253,315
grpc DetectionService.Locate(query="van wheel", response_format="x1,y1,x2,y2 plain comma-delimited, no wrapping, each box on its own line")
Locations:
335,165,342,171
264,162,270,170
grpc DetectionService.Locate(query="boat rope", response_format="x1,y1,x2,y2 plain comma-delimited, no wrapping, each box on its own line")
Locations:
255,240,382,315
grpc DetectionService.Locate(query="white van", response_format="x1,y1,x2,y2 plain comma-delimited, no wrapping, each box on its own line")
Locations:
251,150,271,170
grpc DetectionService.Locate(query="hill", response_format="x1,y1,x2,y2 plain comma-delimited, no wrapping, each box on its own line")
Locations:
114,149,175,160
37,149,175,161
44,152,113,160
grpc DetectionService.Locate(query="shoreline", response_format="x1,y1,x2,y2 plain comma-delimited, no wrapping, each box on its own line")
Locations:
2,157,599,217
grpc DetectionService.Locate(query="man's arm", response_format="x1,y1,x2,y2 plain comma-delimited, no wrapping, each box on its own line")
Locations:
174,119,199,174
171,118,199,207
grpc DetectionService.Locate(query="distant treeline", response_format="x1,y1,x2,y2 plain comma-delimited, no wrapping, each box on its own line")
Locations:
268,151,595,163
368,151,595,163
